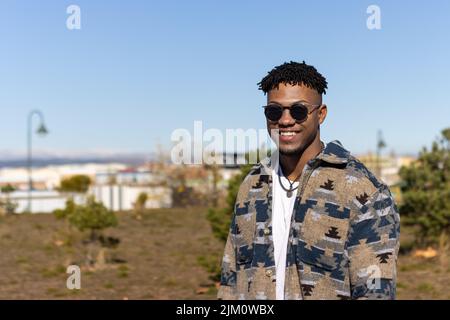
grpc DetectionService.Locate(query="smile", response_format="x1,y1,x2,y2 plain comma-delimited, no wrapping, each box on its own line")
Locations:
280,131,297,136
280,131,298,136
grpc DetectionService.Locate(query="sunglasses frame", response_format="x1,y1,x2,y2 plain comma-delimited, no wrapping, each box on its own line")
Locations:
262,102,322,123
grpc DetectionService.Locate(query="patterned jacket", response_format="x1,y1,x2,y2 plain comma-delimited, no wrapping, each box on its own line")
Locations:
218,140,400,300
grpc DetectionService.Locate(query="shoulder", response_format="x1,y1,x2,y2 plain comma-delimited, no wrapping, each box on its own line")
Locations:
315,142,395,219
342,155,398,221
345,154,385,192
321,140,385,194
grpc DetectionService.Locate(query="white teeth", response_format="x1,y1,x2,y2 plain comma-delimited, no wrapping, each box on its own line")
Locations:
280,132,297,136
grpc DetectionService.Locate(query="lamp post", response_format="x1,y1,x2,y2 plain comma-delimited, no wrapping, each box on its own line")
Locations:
376,130,386,179
27,110,48,213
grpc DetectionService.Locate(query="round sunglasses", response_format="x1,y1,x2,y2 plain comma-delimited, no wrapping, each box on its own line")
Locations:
262,103,321,122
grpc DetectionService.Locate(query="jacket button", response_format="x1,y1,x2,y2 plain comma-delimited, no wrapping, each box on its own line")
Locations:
265,269,273,277
264,228,270,235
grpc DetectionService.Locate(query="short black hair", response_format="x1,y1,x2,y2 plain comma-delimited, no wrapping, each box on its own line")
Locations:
258,61,328,95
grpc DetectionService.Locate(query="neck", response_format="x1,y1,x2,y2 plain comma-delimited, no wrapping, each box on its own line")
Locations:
279,134,323,181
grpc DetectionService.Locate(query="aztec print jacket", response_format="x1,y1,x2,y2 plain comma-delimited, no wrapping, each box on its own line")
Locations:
218,140,400,300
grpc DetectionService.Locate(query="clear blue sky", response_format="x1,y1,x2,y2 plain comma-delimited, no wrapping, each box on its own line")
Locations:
0,0,449,156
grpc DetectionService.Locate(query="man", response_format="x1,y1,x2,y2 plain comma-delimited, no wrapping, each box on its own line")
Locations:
217,61,400,300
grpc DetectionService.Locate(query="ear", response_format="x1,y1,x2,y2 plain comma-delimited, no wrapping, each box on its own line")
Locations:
318,104,327,125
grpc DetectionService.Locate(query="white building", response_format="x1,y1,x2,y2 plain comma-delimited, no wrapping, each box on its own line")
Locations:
0,190,86,214
91,168,172,210
95,168,165,186
0,163,172,213
0,163,127,190
90,185,172,211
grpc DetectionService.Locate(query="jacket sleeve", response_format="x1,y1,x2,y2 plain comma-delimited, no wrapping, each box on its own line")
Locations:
217,213,238,300
346,185,401,300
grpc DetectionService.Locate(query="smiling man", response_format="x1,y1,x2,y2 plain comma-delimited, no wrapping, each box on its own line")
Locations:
217,61,400,300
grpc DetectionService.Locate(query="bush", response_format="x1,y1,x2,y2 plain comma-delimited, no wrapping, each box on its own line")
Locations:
54,196,118,242
0,199,18,215
0,184,18,215
207,163,253,243
133,192,148,220
1,184,15,193
58,175,91,193
53,198,76,220
135,192,148,211
204,151,269,282
399,128,450,245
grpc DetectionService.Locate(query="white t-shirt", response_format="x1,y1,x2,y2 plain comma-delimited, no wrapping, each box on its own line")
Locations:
271,158,299,300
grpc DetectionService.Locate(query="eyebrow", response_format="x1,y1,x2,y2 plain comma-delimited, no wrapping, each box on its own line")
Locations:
267,99,313,106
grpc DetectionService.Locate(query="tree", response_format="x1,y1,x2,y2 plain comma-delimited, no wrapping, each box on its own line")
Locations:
55,196,118,242
204,162,252,282
134,192,148,220
58,175,91,193
204,163,220,207
204,150,269,281
442,128,450,144
53,197,119,268
1,184,15,193
53,198,76,220
207,163,253,242
170,166,207,207
207,149,270,242
399,128,450,245
0,199,18,215
0,184,17,215
135,192,148,211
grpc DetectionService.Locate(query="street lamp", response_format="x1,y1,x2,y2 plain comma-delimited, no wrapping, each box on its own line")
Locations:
376,130,386,179
27,110,48,213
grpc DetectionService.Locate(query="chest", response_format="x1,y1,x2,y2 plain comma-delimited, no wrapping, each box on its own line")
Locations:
235,168,358,267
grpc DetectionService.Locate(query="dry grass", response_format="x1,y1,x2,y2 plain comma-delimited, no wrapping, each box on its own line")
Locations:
0,209,448,299
0,208,223,299
397,226,450,299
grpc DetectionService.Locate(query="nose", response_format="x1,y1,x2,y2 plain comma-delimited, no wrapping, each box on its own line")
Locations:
279,108,295,126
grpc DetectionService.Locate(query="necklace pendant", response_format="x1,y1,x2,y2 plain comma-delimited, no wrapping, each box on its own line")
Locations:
287,190,293,198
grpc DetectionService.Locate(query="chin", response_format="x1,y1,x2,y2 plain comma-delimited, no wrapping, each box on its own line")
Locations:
278,144,304,156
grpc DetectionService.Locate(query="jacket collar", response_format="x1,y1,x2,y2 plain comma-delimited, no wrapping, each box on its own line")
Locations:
316,140,351,164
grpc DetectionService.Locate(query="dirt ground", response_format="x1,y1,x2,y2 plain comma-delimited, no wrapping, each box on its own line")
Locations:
396,226,450,300
0,208,448,300
0,208,223,299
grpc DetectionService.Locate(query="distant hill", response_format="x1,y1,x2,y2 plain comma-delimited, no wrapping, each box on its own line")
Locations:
0,150,154,168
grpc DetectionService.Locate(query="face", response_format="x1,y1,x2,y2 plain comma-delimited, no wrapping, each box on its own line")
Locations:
266,83,327,156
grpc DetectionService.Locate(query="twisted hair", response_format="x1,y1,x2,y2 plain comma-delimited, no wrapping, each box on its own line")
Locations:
258,61,328,95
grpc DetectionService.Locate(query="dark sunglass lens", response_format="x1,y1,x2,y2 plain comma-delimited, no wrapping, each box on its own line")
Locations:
290,104,308,122
265,106,282,121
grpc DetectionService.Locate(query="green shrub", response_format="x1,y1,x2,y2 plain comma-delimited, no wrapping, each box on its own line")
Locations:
58,175,91,193
53,196,118,242
399,128,450,245
207,163,253,243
